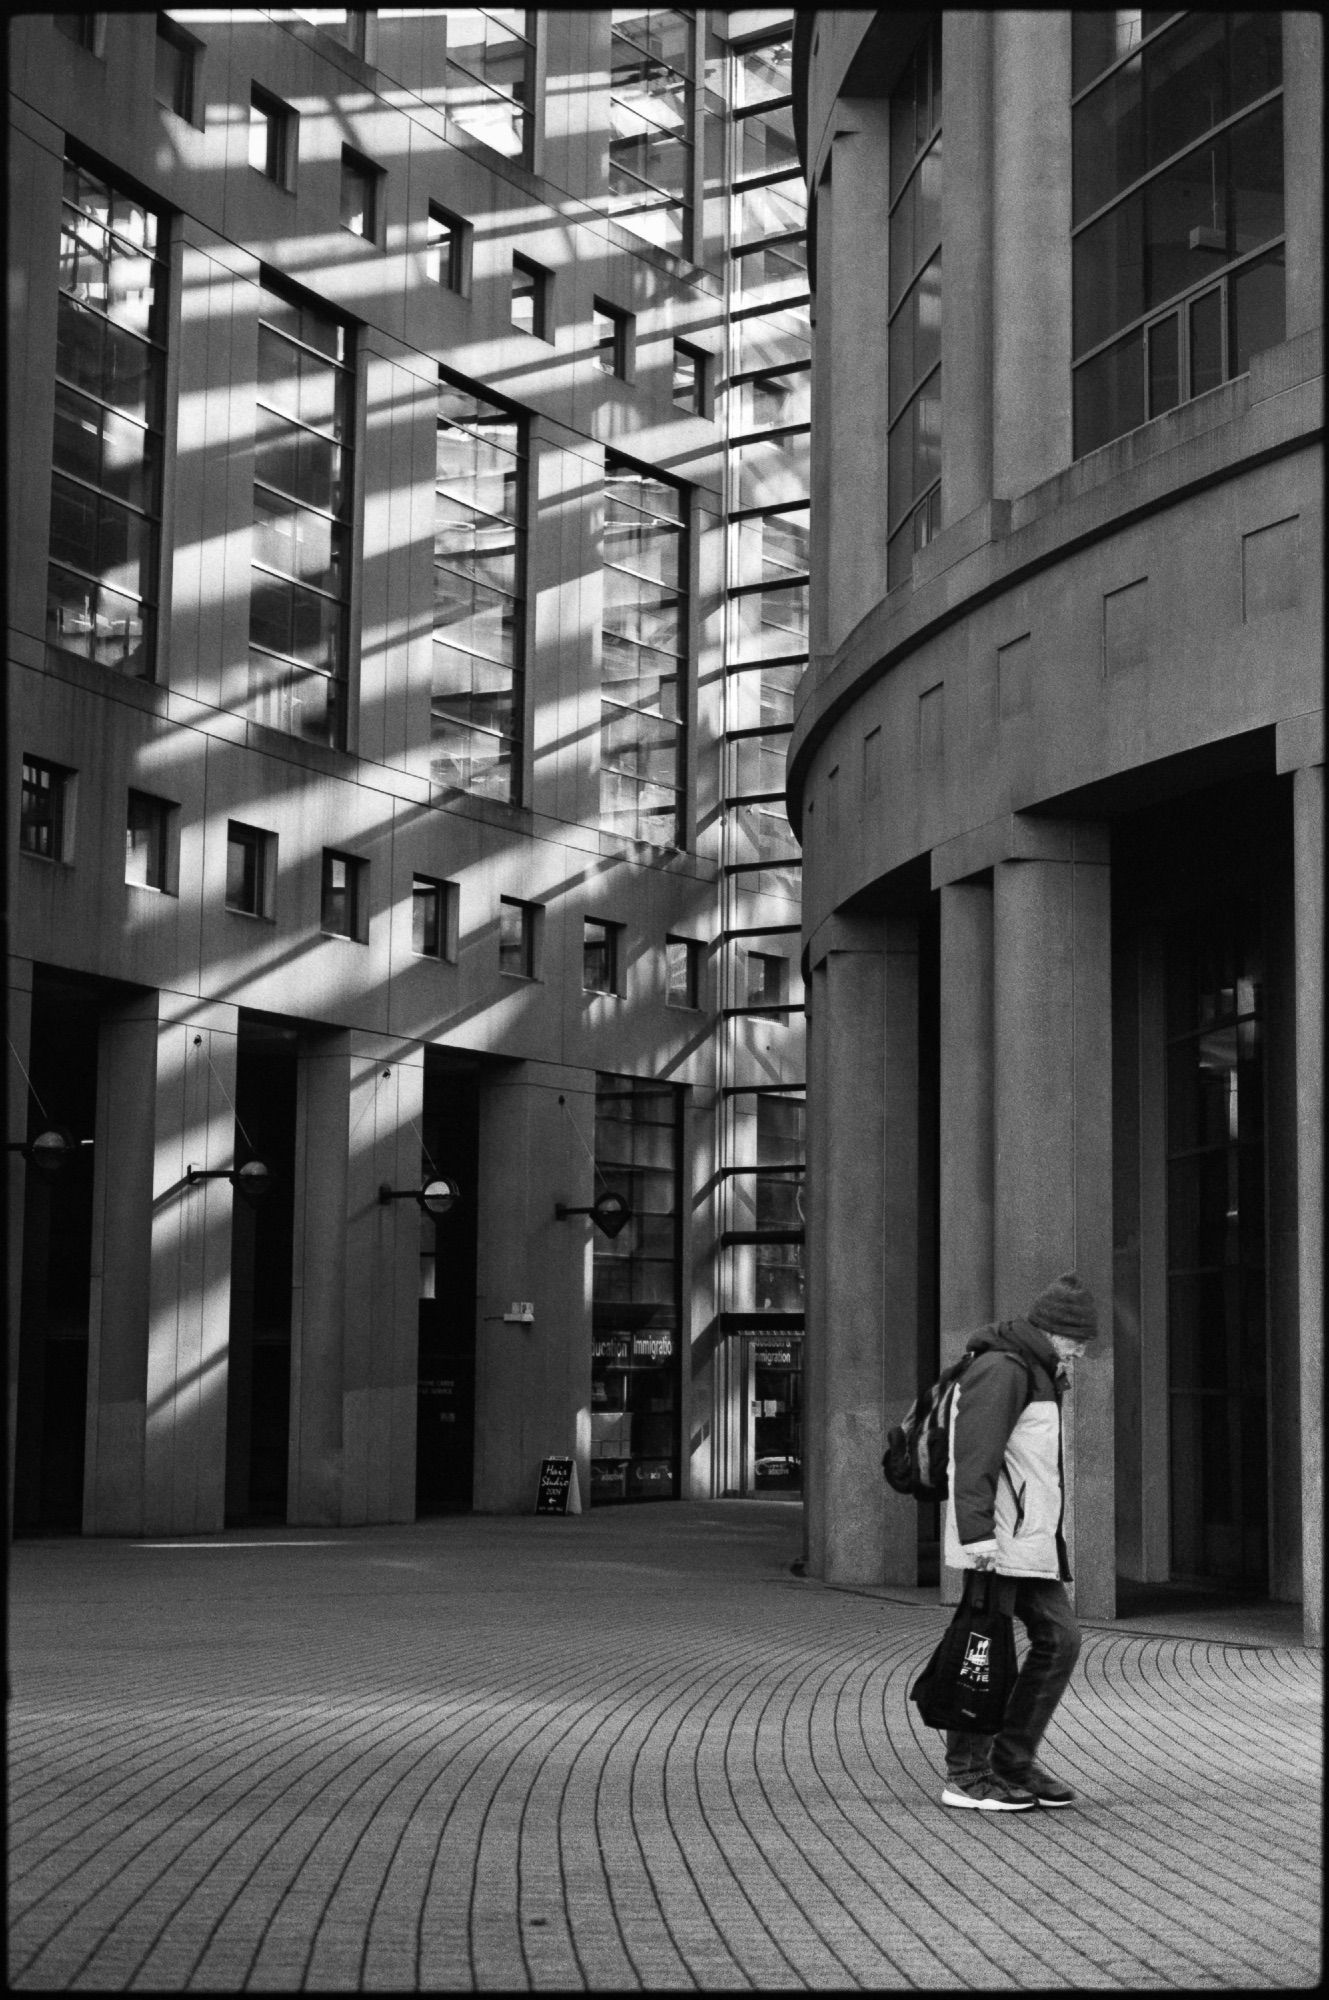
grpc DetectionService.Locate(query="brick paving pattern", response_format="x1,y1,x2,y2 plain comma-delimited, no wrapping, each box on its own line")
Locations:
7,1503,1322,1990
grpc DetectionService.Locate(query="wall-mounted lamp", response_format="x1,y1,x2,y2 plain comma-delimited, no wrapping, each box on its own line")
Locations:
186,1159,272,1206
555,1190,632,1239
379,1175,460,1217
7,1127,89,1177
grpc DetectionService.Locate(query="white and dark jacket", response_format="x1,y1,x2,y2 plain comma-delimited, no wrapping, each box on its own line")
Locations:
942,1320,1071,1582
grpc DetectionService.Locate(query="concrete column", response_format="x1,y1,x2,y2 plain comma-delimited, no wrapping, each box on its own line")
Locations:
993,826,1114,1618
7,957,34,1537
1292,764,1324,1645
289,1035,423,1527
1283,12,1324,342
83,997,158,1534
143,1002,241,1536
810,918,919,1588
820,102,892,654
937,879,994,1607
802,960,829,1578
472,1065,596,1515
940,9,994,524
991,11,1073,498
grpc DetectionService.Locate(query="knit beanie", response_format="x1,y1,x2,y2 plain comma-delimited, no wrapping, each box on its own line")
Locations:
1027,1272,1099,1339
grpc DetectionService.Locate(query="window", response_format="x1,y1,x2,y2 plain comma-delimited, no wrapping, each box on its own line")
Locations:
247,281,352,747
431,374,528,802
746,950,788,1008
412,875,459,960
340,146,382,242
887,17,943,589
55,16,103,53
48,158,166,680
672,339,705,413
125,790,172,890
665,934,701,1009
250,87,296,187
427,202,470,292
1072,13,1284,456
607,5,696,259
19,758,71,860
321,849,366,940
293,9,367,58
594,299,633,378
601,455,688,847
154,15,200,122
448,8,535,164
584,918,621,995
225,821,273,916
511,255,549,339
499,896,539,978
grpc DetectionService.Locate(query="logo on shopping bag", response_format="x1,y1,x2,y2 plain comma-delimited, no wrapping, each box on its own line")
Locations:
959,1633,991,1687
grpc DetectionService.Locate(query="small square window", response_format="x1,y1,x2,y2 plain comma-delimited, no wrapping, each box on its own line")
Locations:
322,849,367,939
673,341,706,414
412,875,460,961
427,203,470,293
126,790,173,891
20,757,71,861
250,86,296,186
155,14,200,122
512,255,550,340
341,146,382,242
594,300,632,379
583,918,620,995
226,821,274,917
666,935,701,1010
499,896,540,978
747,950,788,1008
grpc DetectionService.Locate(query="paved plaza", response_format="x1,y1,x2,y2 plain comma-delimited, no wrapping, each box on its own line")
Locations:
7,1501,1322,1991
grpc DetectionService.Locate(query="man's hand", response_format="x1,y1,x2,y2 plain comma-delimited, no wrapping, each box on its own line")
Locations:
963,1541,999,1572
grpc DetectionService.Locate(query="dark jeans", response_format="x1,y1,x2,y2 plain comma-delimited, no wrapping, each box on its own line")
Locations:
944,1577,1081,1782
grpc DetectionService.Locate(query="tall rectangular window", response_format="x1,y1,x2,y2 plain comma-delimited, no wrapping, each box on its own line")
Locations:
499,896,539,977
672,338,705,412
511,254,549,339
48,159,165,680
321,849,366,940
594,299,632,378
125,790,172,889
887,16,943,590
665,934,701,1009
247,281,351,747
250,87,296,186
154,15,200,121
608,6,696,258
583,918,621,994
427,202,469,292
19,758,71,860
226,821,274,916
431,375,527,803
746,949,788,1008
55,16,103,53
601,455,688,848
340,146,382,242
412,874,459,960
448,8,535,164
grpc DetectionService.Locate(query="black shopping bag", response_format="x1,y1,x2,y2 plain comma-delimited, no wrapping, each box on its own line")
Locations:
910,1572,1018,1733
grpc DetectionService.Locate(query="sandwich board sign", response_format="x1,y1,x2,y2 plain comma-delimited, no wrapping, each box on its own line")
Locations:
536,1457,581,1515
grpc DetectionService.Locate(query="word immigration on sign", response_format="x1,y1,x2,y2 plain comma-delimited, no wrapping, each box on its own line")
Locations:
535,1457,582,1515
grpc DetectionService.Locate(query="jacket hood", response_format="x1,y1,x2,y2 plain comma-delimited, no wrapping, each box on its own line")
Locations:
963,1316,1060,1381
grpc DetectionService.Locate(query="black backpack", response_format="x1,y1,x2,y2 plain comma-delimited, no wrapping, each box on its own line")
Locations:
882,1343,1035,1501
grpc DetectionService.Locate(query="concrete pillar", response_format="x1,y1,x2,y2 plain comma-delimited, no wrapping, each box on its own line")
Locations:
7,957,34,1537
940,9,994,524
802,960,829,1578
1283,12,1323,342
1292,764,1324,1644
143,1002,241,1536
993,825,1114,1618
472,1064,596,1515
819,101,892,654
937,879,994,1606
289,1035,423,1527
991,11,1073,497
808,918,919,1588
83,997,158,1534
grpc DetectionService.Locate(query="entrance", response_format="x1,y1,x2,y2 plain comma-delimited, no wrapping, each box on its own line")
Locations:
749,1334,803,1493
416,1052,480,1514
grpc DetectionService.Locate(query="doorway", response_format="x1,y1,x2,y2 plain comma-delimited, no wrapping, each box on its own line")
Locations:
416,1051,480,1514
748,1334,803,1493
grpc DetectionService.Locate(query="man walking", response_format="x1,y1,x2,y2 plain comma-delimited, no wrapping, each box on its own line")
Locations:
940,1272,1099,1812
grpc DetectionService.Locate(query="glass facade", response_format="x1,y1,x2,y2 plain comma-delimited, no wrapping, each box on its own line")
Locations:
1072,11,1284,456
247,283,351,746
601,456,687,846
590,1074,682,1503
448,8,534,163
431,377,527,802
887,17,943,590
48,159,165,679
608,7,696,257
